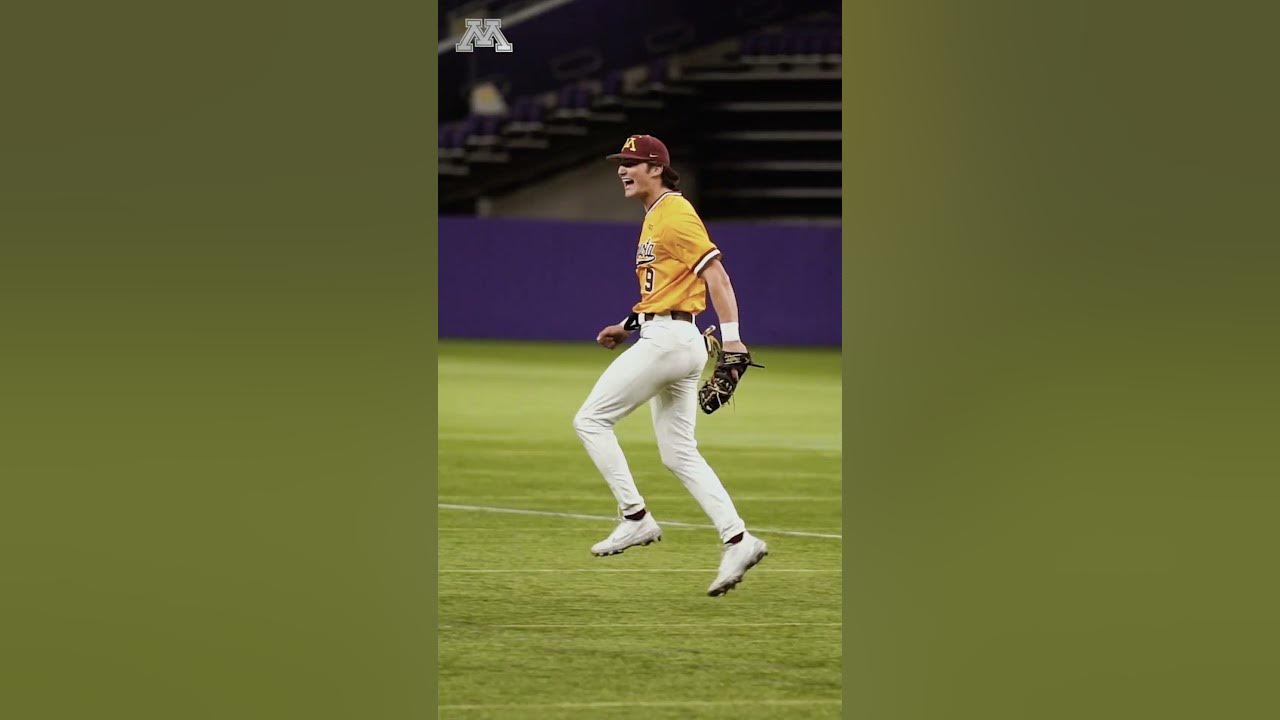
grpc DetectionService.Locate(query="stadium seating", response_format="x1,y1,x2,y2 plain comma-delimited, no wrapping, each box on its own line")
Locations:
439,12,841,221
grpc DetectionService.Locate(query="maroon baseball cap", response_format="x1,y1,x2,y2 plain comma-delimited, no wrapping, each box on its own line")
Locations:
606,134,671,166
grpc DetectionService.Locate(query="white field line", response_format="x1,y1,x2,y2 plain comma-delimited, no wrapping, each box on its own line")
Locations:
440,622,841,629
438,568,838,573
438,503,842,540
442,468,842,480
437,526,846,534
440,698,841,711
438,528,614,533
438,432,843,455
445,447,579,457
437,494,842,502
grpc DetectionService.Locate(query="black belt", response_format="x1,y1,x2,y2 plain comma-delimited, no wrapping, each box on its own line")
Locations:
643,311,693,322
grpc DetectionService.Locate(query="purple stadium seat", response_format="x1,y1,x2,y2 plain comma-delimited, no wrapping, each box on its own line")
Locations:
602,70,623,96
511,97,535,123
801,34,823,57
783,33,800,58
648,58,668,85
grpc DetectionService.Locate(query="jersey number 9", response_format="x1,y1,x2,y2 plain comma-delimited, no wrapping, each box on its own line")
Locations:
643,267,655,294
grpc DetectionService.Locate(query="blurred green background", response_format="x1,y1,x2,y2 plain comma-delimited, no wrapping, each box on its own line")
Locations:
1,1,1276,719
845,2,1279,718
1,3,435,718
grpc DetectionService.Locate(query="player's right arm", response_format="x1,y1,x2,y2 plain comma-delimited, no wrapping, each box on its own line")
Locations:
597,308,644,349
596,323,629,350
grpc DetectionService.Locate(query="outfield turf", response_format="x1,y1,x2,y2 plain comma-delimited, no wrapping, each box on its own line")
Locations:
438,339,842,719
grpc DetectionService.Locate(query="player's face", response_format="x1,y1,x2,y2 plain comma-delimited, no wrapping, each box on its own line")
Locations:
617,160,659,198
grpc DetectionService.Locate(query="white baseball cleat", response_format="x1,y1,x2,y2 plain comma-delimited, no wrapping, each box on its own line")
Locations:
707,532,769,597
591,513,662,556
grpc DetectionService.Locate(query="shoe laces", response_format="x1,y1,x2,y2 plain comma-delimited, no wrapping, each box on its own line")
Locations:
608,515,633,540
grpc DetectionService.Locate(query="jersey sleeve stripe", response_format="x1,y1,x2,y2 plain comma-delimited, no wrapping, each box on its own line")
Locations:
693,247,722,275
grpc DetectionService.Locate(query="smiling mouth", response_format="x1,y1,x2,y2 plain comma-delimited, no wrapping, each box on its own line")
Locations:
621,178,635,189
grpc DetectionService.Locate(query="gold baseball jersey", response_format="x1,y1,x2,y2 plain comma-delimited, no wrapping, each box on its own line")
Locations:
632,192,721,314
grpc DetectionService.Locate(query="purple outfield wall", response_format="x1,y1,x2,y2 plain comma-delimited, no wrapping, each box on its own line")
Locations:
439,217,841,346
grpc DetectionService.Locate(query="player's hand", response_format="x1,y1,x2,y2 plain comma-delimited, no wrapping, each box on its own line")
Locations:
723,340,748,354
596,324,630,350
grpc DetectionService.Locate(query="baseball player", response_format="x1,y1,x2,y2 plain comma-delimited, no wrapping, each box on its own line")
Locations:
572,134,768,597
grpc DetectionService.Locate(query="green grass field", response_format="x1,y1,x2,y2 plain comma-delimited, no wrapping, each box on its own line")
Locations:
438,340,842,719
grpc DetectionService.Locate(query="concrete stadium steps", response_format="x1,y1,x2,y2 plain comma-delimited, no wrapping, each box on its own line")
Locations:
439,15,842,220
680,68,841,220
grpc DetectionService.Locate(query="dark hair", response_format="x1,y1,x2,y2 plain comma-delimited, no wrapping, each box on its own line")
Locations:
659,165,681,191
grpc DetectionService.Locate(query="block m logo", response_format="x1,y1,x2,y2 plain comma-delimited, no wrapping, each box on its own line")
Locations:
455,18,514,53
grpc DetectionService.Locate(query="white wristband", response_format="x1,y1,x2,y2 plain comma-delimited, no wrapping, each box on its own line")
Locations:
720,322,741,343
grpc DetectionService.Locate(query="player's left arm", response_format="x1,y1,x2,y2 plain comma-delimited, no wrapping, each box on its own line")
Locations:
700,258,748,353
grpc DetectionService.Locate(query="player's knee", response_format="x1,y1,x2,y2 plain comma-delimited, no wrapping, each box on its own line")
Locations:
659,451,680,473
658,444,695,472
573,410,608,437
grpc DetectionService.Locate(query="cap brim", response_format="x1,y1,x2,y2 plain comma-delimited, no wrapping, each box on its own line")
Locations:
606,154,668,165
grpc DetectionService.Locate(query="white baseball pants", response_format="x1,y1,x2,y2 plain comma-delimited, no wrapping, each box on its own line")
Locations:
573,315,746,542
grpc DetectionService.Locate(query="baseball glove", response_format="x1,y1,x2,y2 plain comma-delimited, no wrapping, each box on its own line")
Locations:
698,327,764,415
